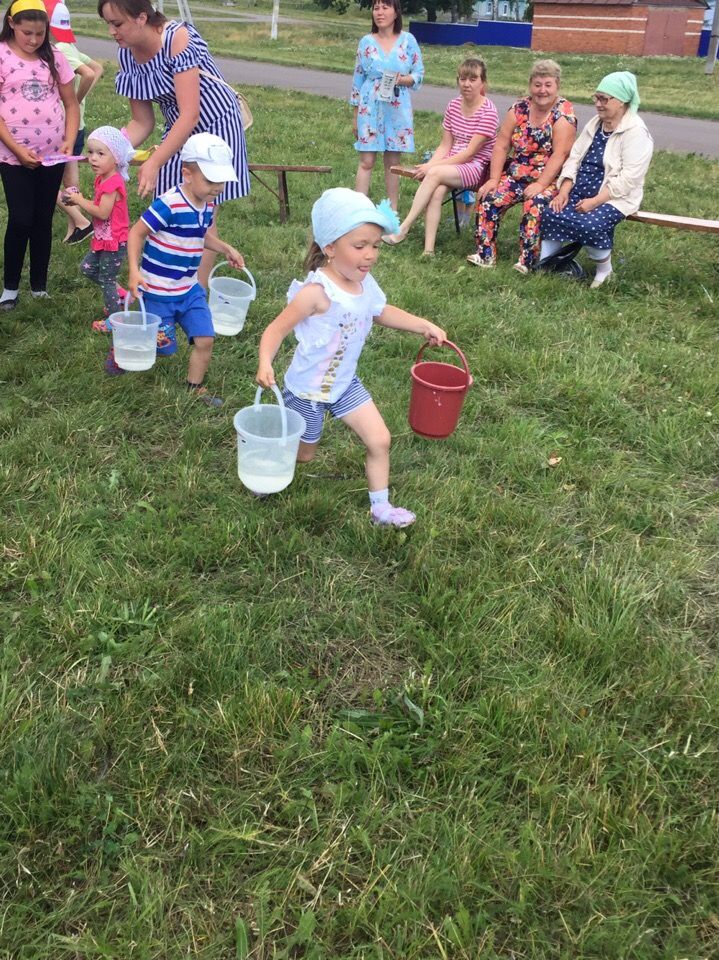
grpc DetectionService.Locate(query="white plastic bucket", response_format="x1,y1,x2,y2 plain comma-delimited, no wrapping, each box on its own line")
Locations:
208,261,256,336
233,385,306,495
109,293,160,371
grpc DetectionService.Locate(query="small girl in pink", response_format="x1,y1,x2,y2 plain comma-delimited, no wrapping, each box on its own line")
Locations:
0,0,79,309
64,126,133,328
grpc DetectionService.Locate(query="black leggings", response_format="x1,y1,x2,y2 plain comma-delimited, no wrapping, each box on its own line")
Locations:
0,162,65,291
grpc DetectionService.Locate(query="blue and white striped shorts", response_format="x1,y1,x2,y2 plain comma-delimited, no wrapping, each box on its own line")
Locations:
282,376,372,444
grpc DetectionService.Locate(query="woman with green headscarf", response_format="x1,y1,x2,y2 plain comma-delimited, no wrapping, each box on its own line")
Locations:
540,71,653,288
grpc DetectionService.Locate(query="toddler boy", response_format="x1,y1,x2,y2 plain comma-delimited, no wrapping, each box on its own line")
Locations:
115,133,245,407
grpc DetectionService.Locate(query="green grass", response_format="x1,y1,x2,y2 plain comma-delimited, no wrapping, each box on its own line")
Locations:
72,0,719,120
2,77,719,958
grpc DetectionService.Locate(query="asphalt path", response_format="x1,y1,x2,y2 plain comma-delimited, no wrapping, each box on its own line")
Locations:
78,35,719,158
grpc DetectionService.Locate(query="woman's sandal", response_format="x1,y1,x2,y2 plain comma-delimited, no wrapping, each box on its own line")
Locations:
466,253,495,268
371,503,416,529
382,233,406,246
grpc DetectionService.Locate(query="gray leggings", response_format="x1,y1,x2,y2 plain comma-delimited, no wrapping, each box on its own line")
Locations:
81,244,127,315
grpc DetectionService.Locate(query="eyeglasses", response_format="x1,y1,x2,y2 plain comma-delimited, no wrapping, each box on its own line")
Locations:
592,94,613,105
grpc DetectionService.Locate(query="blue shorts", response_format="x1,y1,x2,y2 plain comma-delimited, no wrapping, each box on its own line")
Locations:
282,376,372,444
143,284,214,356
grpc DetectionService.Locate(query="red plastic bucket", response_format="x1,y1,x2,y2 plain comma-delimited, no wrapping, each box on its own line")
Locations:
408,340,472,439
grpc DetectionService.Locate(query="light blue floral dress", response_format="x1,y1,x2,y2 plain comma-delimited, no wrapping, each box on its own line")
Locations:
350,31,424,154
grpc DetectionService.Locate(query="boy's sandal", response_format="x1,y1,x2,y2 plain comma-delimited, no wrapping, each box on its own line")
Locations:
466,253,495,268
187,384,224,408
92,318,111,333
371,504,416,529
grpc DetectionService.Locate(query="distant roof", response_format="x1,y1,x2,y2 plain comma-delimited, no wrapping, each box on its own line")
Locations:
534,0,707,6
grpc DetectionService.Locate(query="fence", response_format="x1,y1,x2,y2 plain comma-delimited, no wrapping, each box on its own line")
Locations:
409,20,532,49
410,20,711,57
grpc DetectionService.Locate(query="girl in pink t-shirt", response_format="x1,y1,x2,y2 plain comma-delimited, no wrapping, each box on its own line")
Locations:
63,126,133,327
0,0,79,309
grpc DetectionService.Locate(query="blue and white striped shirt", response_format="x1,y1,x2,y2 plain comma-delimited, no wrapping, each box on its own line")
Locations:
140,186,215,299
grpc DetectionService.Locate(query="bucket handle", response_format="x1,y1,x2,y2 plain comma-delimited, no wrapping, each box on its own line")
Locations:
208,261,257,300
123,290,149,330
253,384,288,444
414,339,472,385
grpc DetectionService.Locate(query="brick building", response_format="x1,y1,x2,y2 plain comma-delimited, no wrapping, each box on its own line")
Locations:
532,0,707,56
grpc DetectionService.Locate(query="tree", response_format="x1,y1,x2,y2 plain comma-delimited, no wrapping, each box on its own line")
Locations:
336,0,474,21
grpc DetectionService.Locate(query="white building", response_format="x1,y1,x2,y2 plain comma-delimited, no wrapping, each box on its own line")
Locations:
473,0,530,19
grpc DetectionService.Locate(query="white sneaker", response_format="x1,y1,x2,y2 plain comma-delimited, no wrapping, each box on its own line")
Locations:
590,269,614,289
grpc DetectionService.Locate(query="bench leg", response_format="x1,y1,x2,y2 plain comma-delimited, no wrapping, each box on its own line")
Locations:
277,170,289,224
451,190,460,234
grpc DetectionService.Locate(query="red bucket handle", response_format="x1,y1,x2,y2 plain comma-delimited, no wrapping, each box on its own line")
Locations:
414,339,471,384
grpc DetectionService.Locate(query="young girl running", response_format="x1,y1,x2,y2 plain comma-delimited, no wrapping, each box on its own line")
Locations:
62,126,133,328
256,187,447,528
0,0,79,310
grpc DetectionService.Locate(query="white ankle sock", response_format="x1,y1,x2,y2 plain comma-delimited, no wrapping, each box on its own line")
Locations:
593,257,612,282
0,288,18,303
369,488,389,508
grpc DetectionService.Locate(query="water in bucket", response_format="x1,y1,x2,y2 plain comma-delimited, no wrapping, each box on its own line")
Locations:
109,293,160,371
234,385,306,495
208,262,256,336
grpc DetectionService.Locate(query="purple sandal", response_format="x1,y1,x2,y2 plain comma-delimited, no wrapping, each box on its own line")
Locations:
371,503,416,529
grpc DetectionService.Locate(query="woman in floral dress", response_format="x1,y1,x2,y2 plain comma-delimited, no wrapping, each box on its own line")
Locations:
350,0,423,212
469,60,576,274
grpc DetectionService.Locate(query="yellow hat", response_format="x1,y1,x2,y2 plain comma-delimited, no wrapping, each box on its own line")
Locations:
9,0,47,16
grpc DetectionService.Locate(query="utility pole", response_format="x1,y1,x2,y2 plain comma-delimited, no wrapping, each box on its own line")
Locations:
271,0,280,39
706,0,719,74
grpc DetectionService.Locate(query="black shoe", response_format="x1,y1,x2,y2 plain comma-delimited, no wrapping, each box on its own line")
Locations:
0,297,18,311
65,224,94,245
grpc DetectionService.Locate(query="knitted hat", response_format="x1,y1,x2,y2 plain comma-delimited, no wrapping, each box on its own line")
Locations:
88,126,135,181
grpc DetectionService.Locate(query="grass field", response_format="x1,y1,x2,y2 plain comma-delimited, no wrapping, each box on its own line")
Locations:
71,0,719,121
1,77,719,958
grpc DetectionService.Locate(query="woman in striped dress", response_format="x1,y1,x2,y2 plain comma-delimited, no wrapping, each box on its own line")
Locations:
99,0,249,284
381,58,498,257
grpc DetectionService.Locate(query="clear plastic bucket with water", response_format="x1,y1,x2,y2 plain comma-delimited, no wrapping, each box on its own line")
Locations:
208,261,256,336
233,385,306,495
109,293,160,371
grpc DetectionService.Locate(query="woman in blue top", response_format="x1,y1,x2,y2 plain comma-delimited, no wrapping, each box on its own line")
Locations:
350,0,423,212
98,0,249,285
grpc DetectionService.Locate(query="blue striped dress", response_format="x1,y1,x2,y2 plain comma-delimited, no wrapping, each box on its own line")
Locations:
115,20,250,203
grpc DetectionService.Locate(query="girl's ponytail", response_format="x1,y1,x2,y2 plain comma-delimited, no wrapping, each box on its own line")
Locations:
304,240,326,273
0,8,59,88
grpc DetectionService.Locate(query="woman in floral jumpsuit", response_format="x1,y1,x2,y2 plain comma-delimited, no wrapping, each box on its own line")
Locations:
469,60,576,274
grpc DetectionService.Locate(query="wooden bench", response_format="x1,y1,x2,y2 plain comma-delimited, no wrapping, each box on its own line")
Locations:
249,163,332,223
627,211,719,234
392,166,719,237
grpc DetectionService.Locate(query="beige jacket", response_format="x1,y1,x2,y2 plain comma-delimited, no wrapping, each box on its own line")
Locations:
558,111,654,216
